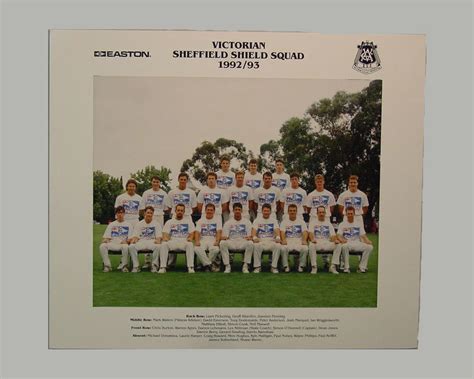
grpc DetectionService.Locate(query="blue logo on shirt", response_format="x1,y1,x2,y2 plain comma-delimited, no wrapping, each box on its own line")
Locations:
173,193,190,205
272,178,287,189
231,191,249,204
203,192,222,204
170,224,189,238
342,227,360,240
141,226,156,239
146,194,164,206
201,223,217,237
286,193,303,204
123,200,140,213
217,176,234,188
111,225,129,238
258,193,276,205
314,225,330,239
229,224,248,238
344,197,362,210
312,195,329,207
285,225,302,238
257,223,275,238
246,179,261,189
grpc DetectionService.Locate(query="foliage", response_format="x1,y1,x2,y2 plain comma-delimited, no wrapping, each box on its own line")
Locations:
130,165,172,194
93,171,123,223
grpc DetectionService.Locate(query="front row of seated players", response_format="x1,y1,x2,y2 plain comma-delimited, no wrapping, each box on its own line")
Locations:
99,203,373,274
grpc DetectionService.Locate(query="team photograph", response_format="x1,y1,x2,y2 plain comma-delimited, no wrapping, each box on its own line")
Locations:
93,77,381,308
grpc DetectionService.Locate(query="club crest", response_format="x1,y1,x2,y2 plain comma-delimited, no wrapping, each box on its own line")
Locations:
353,41,381,74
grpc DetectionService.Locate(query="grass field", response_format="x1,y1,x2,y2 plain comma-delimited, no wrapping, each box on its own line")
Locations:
93,225,378,308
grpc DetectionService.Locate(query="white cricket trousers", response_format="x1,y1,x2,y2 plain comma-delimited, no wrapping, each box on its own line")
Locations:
253,240,281,268
158,240,195,268
219,239,253,266
308,240,344,267
341,241,373,270
128,240,161,269
194,239,217,266
280,241,309,268
99,243,129,268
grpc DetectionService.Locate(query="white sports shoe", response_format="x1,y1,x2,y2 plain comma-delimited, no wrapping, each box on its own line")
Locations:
284,266,290,273
297,266,304,273
343,268,351,274
188,267,195,274
357,268,367,273
131,267,140,273
310,267,318,274
224,265,231,274
117,263,125,270
242,263,249,274
270,267,279,274
329,265,339,274
103,266,112,273
253,267,261,273
158,267,167,274
121,266,129,273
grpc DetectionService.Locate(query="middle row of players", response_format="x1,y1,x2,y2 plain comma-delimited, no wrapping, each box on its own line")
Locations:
116,201,372,275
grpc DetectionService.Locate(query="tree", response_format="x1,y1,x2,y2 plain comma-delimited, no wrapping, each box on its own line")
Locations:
93,171,123,223
130,165,172,194
181,138,250,184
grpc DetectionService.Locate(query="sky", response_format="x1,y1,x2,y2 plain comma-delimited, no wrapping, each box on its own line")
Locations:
93,76,369,188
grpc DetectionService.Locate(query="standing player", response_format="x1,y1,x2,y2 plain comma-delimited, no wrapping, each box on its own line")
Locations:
216,155,235,189
99,206,133,272
272,159,290,191
281,173,307,220
337,206,373,273
220,203,254,273
194,203,221,271
305,174,336,223
251,204,281,274
166,172,198,220
128,206,162,273
280,204,309,273
253,172,282,219
228,170,254,220
157,204,196,274
244,158,263,190
337,175,369,223
197,172,229,217
114,179,142,228
140,176,169,227
308,206,344,274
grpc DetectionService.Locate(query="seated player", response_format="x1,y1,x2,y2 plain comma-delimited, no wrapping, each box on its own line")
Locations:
308,206,344,274
337,206,373,273
157,204,196,274
99,206,133,272
220,203,254,273
128,206,162,273
280,204,309,273
251,204,281,274
194,203,221,271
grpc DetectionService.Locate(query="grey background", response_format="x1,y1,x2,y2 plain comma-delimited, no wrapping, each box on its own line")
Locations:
1,0,472,378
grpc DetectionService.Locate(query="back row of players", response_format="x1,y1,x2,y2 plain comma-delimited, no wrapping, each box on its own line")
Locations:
100,157,373,274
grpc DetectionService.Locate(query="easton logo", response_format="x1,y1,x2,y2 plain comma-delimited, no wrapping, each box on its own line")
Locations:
94,50,151,58
352,41,381,74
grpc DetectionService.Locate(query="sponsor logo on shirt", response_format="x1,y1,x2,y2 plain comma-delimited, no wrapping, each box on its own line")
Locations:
285,193,303,204
231,191,249,204
258,192,276,205
123,200,140,214
111,225,129,238
314,225,330,239
217,176,234,188
342,227,360,240
173,193,191,205
312,195,329,207
229,224,248,238
285,225,303,238
170,223,190,238
141,226,156,239
146,194,164,207
203,192,222,205
344,197,362,210
257,223,275,239
201,223,217,237
246,179,261,189
272,178,287,190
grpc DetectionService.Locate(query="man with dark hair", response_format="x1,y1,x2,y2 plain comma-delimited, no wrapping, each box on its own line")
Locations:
194,203,221,271
197,172,229,217
99,206,133,273
272,158,290,191
281,172,307,221
280,204,309,273
244,158,262,190
337,206,373,273
166,172,198,220
252,203,281,274
228,170,254,220
114,179,142,228
216,155,235,189
128,206,162,273
139,176,169,227
220,203,254,273
253,171,282,219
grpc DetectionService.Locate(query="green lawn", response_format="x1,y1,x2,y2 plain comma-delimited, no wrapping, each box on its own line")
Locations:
93,225,378,308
